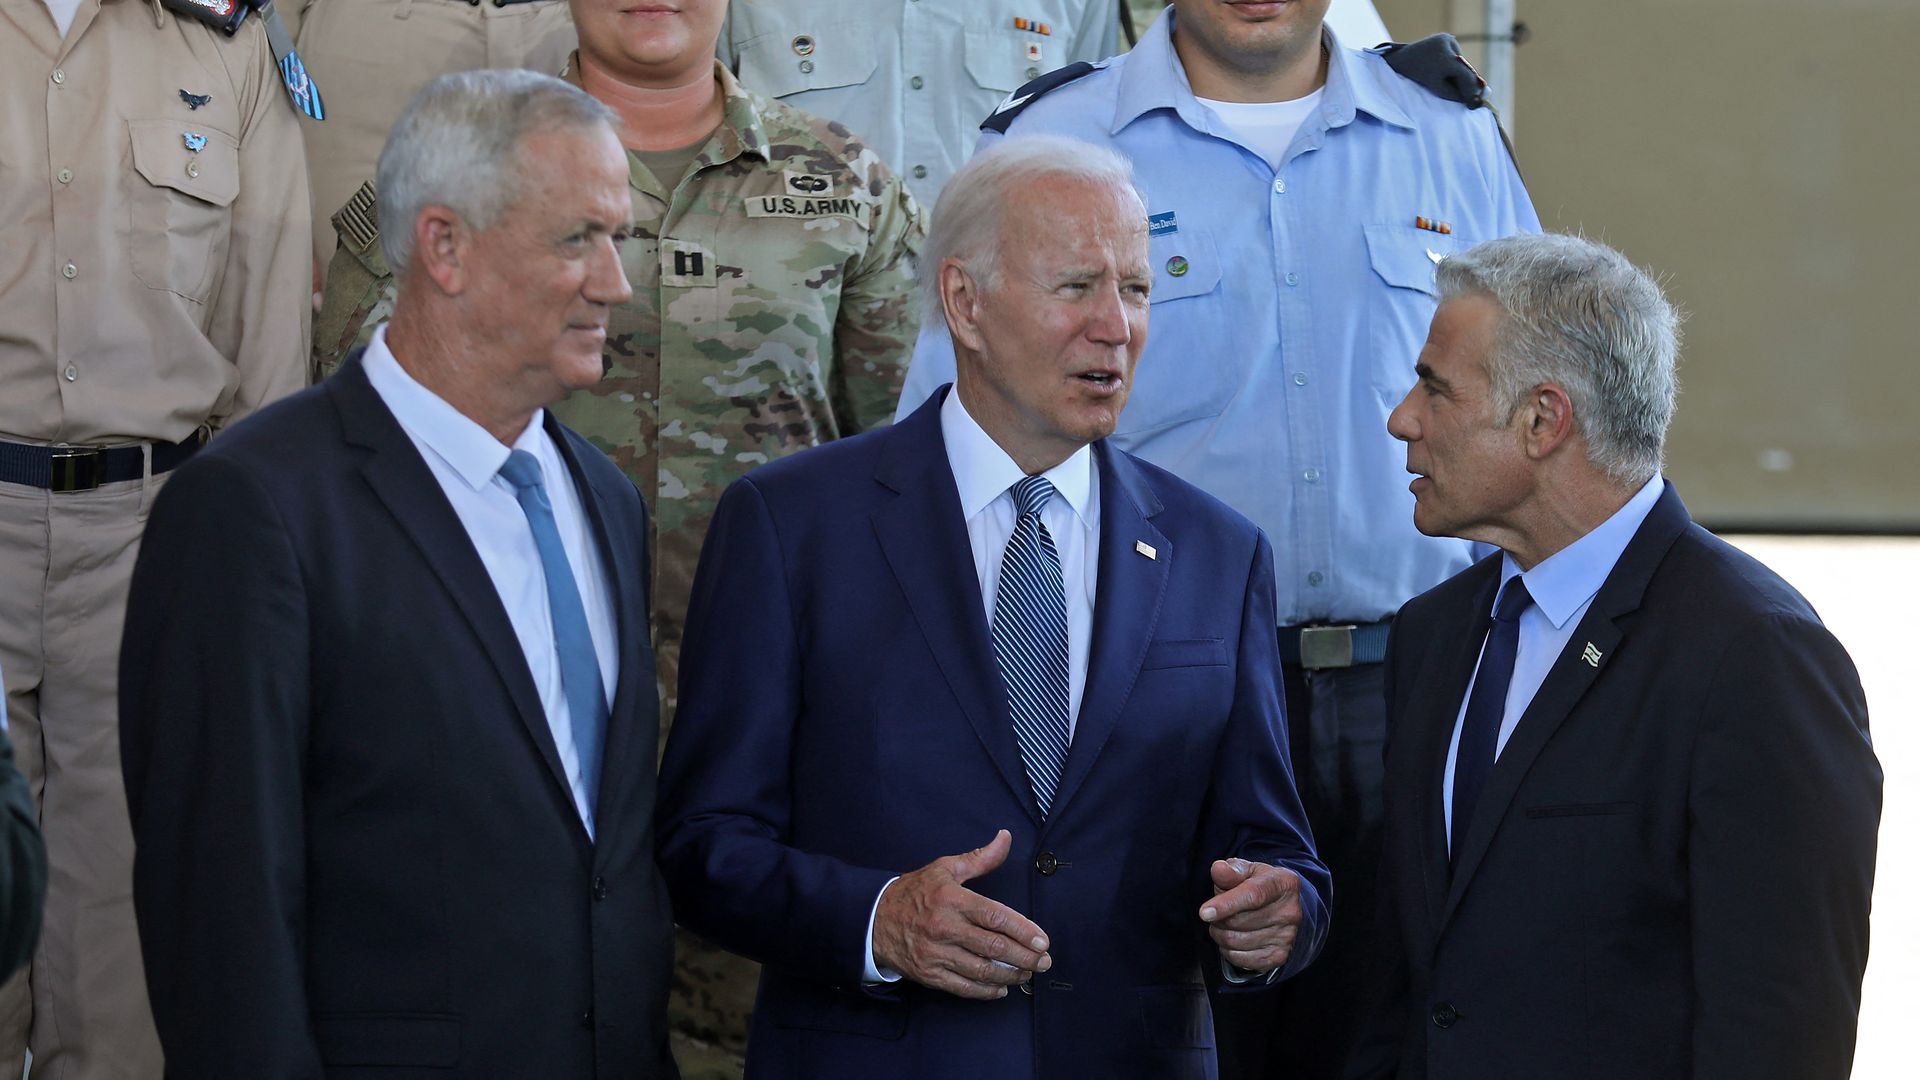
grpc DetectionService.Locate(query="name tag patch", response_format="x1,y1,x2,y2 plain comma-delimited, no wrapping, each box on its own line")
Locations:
746,194,865,222
1147,211,1178,237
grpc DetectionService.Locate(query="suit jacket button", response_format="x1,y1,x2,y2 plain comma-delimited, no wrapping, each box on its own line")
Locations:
580,1007,595,1029
1018,981,1034,996
1431,1002,1459,1028
1034,851,1058,875
592,875,609,901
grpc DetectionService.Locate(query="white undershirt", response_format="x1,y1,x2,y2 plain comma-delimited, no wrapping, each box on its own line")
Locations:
362,325,618,838
41,0,84,36
1197,88,1327,170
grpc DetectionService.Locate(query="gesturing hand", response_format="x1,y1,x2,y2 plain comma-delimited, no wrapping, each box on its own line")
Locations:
872,829,1052,1000
1200,857,1302,975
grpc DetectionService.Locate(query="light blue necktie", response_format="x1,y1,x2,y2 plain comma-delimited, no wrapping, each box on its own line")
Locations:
498,450,606,823
990,475,1072,817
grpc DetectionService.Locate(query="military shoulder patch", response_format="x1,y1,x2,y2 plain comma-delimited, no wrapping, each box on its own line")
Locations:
1372,33,1488,109
980,60,1103,134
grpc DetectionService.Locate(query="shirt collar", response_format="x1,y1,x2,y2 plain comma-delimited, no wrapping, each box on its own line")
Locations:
939,387,1095,531
1500,474,1668,629
361,324,544,492
1111,14,1413,137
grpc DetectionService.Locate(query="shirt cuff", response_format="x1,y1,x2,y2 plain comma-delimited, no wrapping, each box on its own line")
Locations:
862,876,904,984
1220,957,1282,985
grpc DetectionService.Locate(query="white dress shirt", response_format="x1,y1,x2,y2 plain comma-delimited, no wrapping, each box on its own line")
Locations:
363,325,617,838
862,388,1103,983
1442,474,1666,851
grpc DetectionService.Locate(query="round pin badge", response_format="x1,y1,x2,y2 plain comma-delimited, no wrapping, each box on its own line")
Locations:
1166,255,1189,277
791,35,815,57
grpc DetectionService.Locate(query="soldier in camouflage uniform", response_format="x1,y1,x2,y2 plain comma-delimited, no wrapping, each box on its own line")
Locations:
315,4,923,1076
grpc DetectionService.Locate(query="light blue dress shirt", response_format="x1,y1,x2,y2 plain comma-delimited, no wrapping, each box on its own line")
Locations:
898,10,1540,625
718,0,1121,204
363,327,617,837
1441,475,1666,851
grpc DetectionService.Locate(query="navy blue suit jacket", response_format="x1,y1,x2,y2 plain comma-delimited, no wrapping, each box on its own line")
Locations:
120,353,677,1077
657,388,1329,1080
1354,485,1880,1080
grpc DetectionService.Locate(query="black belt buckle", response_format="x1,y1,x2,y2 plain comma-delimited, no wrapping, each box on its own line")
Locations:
1297,624,1359,670
48,447,101,493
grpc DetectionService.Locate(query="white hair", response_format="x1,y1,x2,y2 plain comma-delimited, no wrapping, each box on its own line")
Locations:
375,69,617,276
921,135,1145,324
1437,233,1684,484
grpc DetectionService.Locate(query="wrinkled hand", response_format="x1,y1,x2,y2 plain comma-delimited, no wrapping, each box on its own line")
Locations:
1200,858,1302,975
873,830,1052,1000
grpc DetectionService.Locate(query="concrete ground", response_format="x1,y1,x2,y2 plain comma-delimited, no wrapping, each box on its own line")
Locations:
1725,536,1916,1080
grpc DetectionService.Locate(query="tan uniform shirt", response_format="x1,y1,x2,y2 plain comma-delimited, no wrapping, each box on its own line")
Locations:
0,0,311,445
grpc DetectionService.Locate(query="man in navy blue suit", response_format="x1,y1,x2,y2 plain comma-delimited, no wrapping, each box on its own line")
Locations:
656,135,1329,1079
1352,234,1880,1079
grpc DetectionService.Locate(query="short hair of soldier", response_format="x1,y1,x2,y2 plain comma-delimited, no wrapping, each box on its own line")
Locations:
921,135,1145,327
374,69,618,277
1436,233,1683,485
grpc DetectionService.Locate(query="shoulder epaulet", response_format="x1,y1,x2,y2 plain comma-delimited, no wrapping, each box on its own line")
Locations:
331,180,386,272
1371,33,1488,109
980,61,1102,134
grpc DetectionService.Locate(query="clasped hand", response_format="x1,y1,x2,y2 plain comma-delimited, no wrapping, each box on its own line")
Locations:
1200,857,1302,975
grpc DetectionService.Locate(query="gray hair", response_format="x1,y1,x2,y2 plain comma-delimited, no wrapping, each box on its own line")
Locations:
921,135,1144,324
375,69,617,276
1437,233,1683,484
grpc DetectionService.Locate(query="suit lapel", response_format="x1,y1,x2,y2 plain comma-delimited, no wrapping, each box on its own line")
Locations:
330,354,578,820
1440,486,1694,928
1044,442,1168,827
1411,562,1500,936
547,416,646,846
870,392,1040,822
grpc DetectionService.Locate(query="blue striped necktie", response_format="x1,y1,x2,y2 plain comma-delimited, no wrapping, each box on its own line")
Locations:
990,475,1072,817
498,450,607,825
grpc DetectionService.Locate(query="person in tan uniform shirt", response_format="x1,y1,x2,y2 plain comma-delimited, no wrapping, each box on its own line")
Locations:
282,0,578,281
0,0,311,1075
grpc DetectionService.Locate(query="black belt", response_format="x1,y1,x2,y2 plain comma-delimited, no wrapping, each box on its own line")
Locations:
1279,621,1392,670
0,434,204,493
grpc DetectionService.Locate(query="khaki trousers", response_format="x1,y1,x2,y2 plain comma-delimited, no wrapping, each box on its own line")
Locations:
296,0,578,276
0,472,168,1080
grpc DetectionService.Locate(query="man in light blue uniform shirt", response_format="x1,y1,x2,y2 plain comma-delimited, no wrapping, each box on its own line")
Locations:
718,0,1122,204
895,2,1537,1076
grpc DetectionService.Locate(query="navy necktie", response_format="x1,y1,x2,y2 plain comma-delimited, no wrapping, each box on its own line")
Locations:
1451,576,1534,859
990,475,1072,818
499,450,607,826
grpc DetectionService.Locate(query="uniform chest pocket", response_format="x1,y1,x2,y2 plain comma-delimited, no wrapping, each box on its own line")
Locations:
1363,224,1464,407
735,20,878,98
127,118,239,303
1116,228,1230,437
964,27,1042,93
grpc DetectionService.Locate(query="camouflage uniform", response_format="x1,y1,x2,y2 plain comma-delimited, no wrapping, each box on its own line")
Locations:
313,57,924,1080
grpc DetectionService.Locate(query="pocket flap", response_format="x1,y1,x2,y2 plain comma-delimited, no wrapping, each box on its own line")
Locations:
736,23,879,98
128,118,239,207
963,28,1033,93
1363,223,1461,296
1149,227,1221,305
313,1011,461,1067
1142,638,1230,670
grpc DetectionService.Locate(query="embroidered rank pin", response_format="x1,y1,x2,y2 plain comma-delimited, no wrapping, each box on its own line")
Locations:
1582,642,1603,667
179,89,212,110
182,132,208,152
1135,540,1157,560
1414,215,1454,235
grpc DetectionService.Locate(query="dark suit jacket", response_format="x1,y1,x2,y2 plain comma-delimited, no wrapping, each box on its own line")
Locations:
655,387,1330,1080
0,720,44,981
120,352,677,1077
1355,484,1880,1080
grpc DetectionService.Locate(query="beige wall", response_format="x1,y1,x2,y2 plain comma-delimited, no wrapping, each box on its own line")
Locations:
1376,0,1920,529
